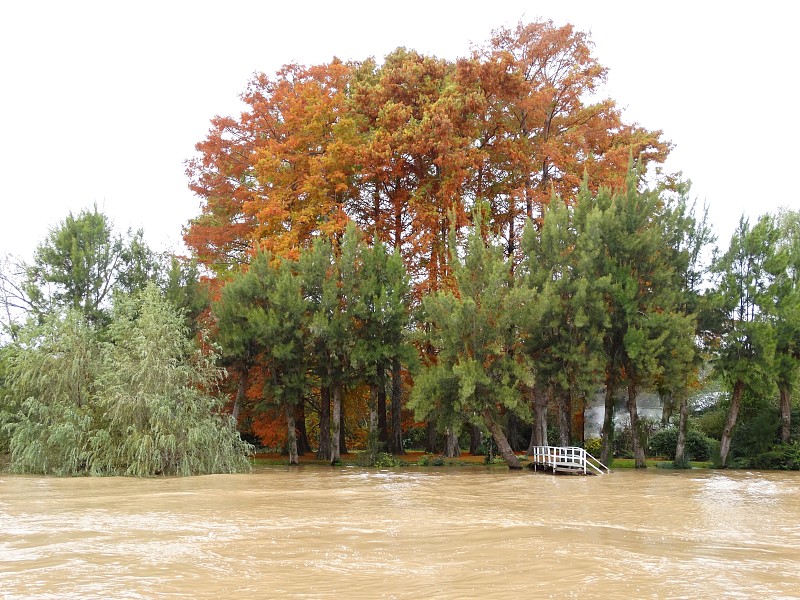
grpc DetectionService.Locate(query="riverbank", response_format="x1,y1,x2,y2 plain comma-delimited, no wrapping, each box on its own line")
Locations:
252,451,713,470
0,452,719,473
252,450,492,467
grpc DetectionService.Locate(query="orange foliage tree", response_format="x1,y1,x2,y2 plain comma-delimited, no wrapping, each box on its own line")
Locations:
185,20,669,287
459,20,670,265
183,20,672,455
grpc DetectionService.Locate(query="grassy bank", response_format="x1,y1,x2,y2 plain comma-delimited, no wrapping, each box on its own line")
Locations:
608,458,712,469
252,450,499,468
253,451,714,470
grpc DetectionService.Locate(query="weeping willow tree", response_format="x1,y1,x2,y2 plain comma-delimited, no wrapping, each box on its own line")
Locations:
1,310,101,475
1,284,252,476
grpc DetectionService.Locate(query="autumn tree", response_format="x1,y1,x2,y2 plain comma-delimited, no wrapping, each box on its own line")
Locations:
459,20,669,265
345,49,476,295
181,21,676,457
185,20,670,287
185,61,354,271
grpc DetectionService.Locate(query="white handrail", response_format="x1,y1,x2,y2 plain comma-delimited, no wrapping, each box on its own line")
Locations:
528,446,610,475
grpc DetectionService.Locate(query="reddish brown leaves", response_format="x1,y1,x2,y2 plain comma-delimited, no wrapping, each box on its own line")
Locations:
184,20,669,289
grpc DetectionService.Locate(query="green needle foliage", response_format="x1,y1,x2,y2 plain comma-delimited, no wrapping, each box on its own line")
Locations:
215,251,310,464
772,210,800,443
711,215,781,466
303,233,359,464
24,207,161,326
576,168,699,468
517,188,608,449
411,207,530,469
350,230,414,451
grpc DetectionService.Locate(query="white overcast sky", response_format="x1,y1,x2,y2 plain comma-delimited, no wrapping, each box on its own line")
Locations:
1,1,797,261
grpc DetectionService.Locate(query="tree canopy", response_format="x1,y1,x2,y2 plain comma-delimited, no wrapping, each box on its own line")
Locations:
184,20,668,290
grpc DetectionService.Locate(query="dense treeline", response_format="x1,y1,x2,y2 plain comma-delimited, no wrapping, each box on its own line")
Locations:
1,20,798,475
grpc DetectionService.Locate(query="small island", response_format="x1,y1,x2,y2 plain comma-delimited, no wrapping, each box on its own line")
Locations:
1,20,798,476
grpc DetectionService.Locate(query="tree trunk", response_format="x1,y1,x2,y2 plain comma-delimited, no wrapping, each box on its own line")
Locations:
330,383,342,464
369,382,380,447
507,195,516,265
469,424,482,454
627,381,646,468
232,366,249,425
524,175,533,220
444,428,461,458
536,384,549,446
660,391,674,426
557,389,571,447
377,370,388,444
338,396,348,456
389,358,405,454
674,394,689,466
285,404,298,465
503,411,519,452
780,384,791,444
317,386,331,460
527,383,548,455
481,409,522,469
720,380,744,467
600,377,615,466
295,400,310,455
425,420,438,454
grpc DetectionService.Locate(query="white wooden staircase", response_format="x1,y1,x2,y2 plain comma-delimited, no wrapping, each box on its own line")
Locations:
528,446,610,475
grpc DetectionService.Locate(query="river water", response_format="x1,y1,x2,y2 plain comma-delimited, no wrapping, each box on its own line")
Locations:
2,467,799,599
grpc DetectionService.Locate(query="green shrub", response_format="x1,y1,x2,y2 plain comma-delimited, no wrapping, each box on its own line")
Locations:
372,452,401,468
403,426,428,450
584,437,602,457
648,427,678,457
611,417,661,458
417,454,445,466
647,427,713,461
612,426,633,458
694,408,727,440
744,443,800,470
671,457,691,469
731,408,780,459
708,439,722,468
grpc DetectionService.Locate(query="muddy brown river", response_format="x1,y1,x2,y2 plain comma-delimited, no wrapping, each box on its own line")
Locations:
2,467,799,599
